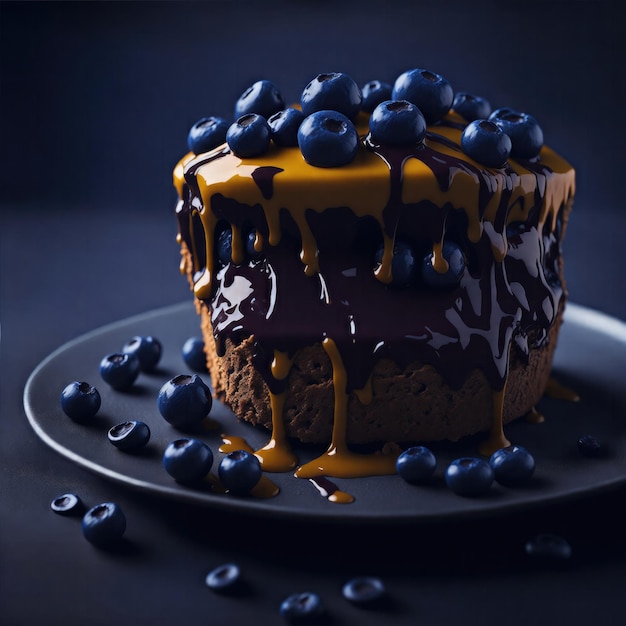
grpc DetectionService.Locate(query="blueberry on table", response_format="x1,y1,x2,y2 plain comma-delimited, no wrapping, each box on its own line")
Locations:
280,591,326,625
60,381,101,423
445,457,494,496
368,100,426,146
391,68,454,124
50,493,84,516
157,374,212,429
421,240,467,289
218,449,262,495
234,79,285,120
298,110,359,168
300,72,362,120
163,438,213,484
99,352,140,390
489,107,543,159
461,119,512,168
361,79,393,113
489,445,535,486
226,113,271,158
81,502,126,548
268,107,306,147
122,335,162,372
205,563,242,594
187,116,229,154
396,446,437,484
452,92,492,121
525,533,572,562
342,576,387,607
108,420,151,452
181,336,207,372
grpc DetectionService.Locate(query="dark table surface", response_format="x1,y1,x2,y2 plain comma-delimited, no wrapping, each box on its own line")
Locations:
2,2,626,625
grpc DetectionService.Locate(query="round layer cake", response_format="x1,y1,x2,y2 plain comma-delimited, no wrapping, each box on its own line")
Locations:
173,70,575,477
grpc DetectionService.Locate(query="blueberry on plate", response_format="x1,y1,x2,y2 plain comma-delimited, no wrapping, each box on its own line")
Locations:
577,434,606,458
99,352,140,390
163,438,213,484
205,563,242,594
452,92,492,121
50,493,84,516
300,72,362,120
489,108,543,159
396,446,437,484
361,79,393,113
181,337,207,372
268,107,306,147
218,449,262,495
489,445,535,486
342,576,387,607
445,457,494,497
525,533,572,562
157,374,212,429
226,113,271,158
81,502,126,548
391,68,453,124
122,335,162,372
368,100,426,146
280,591,326,625
374,239,417,287
298,110,359,168
60,381,101,423
187,116,229,154
108,420,151,452
461,119,512,168
421,240,467,289
234,79,285,120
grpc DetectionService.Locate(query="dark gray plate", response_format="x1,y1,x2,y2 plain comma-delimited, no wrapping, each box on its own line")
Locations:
24,302,626,523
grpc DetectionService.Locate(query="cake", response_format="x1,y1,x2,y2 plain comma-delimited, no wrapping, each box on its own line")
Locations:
173,69,575,479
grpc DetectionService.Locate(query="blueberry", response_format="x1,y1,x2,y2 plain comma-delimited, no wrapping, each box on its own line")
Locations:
445,457,494,496
205,563,242,594
368,100,427,146
300,72,362,120
122,335,162,372
280,591,326,625
182,336,207,372
421,240,466,289
81,502,126,548
218,449,262,495
342,576,387,607
525,533,572,562
489,108,544,159
391,68,453,124
374,239,417,287
226,113,271,158
234,79,285,120
157,374,212,429
577,434,606,458
50,493,84,516
215,224,233,265
99,353,140,390
489,445,535,486
243,225,263,260
461,119,512,168
298,110,359,168
361,79,393,113
452,92,492,121
396,446,437,484
60,381,101,423
163,438,213,484
268,107,305,147
108,420,151,452
187,116,229,154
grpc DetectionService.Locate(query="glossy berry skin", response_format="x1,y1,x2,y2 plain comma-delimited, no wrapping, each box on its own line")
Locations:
300,72,362,120
361,79,393,113
421,240,467,289
81,502,126,548
342,576,387,607
577,434,605,458
489,445,535,486
163,438,213,484
50,493,84,516
461,119,512,168
396,446,437,484
445,457,494,496
368,100,426,146
226,113,271,158
392,68,453,124
215,224,233,265
218,449,262,495
157,374,212,429
374,239,417,287
525,533,572,561
244,226,263,261
205,563,242,594
60,381,101,423
268,107,305,147
298,110,359,168
489,108,544,159
452,92,492,121
181,337,207,372
122,335,162,372
108,420,151,452
280,591,325,625
99,353,140,390
187,116,229,154
234,79,284,120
